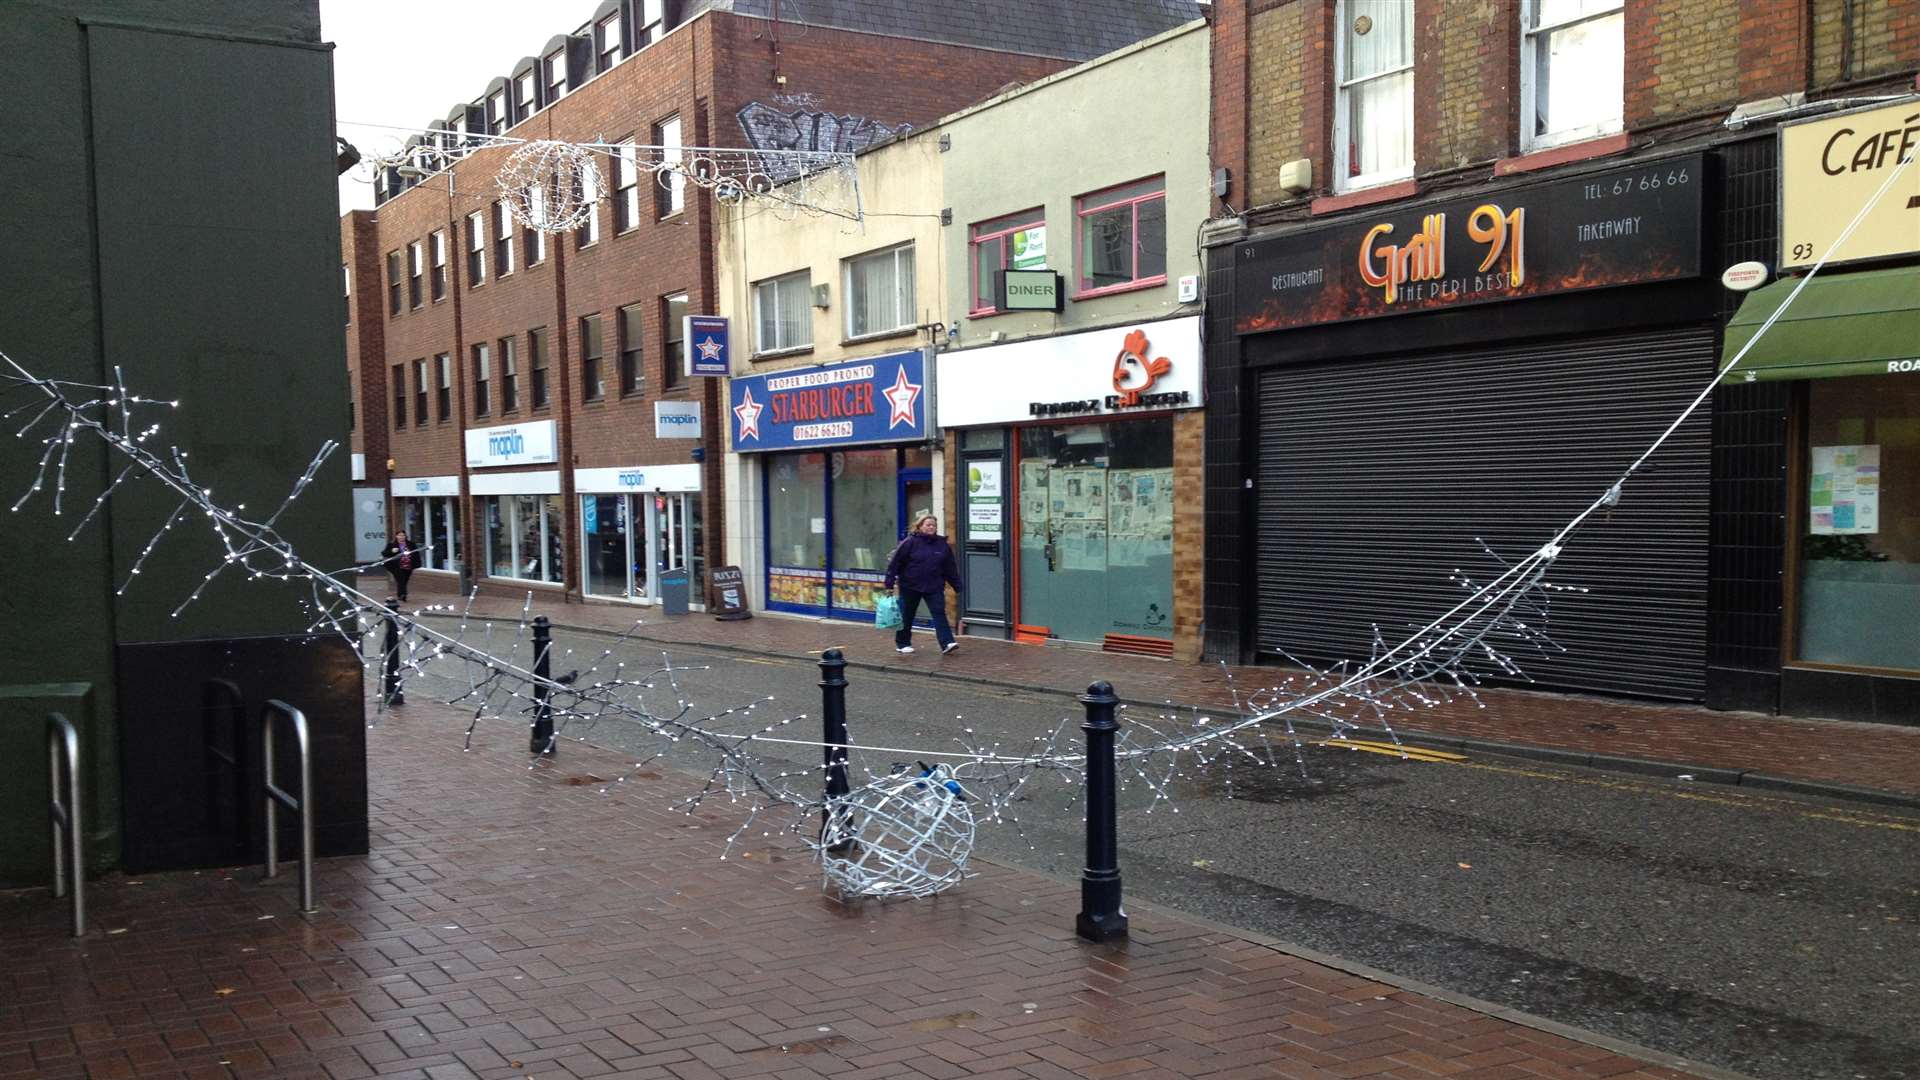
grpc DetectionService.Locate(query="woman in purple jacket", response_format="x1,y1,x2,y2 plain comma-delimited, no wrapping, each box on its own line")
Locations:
882,513,963,655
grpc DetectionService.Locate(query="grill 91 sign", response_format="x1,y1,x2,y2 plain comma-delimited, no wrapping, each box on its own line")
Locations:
1357,204,1527,305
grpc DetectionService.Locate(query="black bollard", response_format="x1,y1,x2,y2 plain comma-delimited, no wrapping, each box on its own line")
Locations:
1076,680,1128,942
381,600,405,707
818,648,852,850
529,616,555,755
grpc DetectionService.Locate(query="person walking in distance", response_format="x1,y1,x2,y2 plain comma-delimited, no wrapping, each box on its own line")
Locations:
380,529,416,602
883,513,962,655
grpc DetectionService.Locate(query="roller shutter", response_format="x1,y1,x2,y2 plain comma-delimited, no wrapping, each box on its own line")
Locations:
1253,326,1715,701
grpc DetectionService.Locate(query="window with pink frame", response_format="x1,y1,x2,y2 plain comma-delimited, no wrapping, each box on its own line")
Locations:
1074,176,1165,296
969,208,1044,314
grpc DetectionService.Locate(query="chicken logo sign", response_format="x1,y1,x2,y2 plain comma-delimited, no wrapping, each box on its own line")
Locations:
1110,330,1172,408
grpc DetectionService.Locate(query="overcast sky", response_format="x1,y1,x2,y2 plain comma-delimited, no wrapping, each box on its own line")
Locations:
325,0,599,215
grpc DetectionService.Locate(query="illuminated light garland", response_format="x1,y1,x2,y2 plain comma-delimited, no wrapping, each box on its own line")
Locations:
342,121,863,228
4,135,1908,898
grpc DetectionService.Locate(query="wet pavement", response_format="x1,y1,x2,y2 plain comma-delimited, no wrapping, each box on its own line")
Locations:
1,688,1713,1080
441,632,1920,1080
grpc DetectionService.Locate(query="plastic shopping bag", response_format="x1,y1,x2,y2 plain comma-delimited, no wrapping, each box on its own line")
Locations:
873,593,903,631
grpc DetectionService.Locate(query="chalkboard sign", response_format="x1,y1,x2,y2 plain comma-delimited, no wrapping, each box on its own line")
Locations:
709,565,751,621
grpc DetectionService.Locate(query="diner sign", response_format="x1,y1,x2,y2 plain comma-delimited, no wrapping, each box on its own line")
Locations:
728,349,927,452
1234,153,1703,333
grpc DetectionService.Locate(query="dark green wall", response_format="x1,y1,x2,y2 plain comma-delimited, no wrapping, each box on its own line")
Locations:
0,0,349,887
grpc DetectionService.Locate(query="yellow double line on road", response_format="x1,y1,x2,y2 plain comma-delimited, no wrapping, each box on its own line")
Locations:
1316,738,1467,763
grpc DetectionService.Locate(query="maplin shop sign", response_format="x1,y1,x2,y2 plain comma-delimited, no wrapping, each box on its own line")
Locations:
465,419,558,469
1234,152,1704,333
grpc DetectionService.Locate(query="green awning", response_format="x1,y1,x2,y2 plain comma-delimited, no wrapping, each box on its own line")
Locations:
1722,264,1920,382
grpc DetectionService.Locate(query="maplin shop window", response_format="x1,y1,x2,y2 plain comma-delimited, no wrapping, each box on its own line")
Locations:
1794,374,1920,672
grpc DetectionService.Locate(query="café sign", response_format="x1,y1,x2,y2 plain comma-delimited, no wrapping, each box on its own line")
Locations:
1235,153,1704,333
1780,99,1920,268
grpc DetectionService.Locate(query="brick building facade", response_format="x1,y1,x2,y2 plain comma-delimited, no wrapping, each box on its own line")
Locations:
349,0,1199,604
1203,0,1920,722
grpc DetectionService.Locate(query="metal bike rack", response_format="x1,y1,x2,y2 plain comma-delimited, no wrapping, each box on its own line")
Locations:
260,699,317,913
47,711,84,937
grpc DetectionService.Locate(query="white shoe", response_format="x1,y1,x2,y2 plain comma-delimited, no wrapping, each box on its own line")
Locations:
897,645,915,654
941,641,959,654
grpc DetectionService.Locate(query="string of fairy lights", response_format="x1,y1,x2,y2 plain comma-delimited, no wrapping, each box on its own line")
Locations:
341,122,866,226
6,137,1910,898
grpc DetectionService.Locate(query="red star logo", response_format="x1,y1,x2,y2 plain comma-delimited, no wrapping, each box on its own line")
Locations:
733,387,763,441
695,336,724,363
881,366,921,429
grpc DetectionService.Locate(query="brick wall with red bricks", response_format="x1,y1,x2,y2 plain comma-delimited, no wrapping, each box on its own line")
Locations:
342,211,388,489
354,10,1075,597
1214,0,1920,212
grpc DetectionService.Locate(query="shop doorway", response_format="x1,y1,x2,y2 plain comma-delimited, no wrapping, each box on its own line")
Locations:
581,492,703,605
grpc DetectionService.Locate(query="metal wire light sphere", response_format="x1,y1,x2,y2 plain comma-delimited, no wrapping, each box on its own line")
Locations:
497,140,601,233
820,769,976,899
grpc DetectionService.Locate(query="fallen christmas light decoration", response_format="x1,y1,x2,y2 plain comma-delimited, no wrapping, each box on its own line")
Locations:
5,136,1909,899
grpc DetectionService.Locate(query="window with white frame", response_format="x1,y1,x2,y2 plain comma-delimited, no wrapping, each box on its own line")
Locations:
575,164,600,247
1522,0,1625,151
487,90,507,135
407,241,423,308
613,140,640,232
754,271,813,354
637,0,665,46
544,48,568,103
655,116,684,217
844,245,915,339
342,263,351,325
524,188,547,265
499,336,519,411
514,70,538,123
472,342,491,417
412,358,427,427
430,230,447,301
1076,177,1165,293
467,212,487,284
386,251,402,315
493,201,514,275
596,13,622,73
1335,0,1414,190
435,353,451,421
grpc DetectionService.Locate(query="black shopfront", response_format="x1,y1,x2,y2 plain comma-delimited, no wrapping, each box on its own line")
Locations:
1207,151,1738,704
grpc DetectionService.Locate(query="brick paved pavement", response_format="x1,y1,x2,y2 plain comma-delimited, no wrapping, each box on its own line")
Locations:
1,697,1718,1080
384,576,1920,800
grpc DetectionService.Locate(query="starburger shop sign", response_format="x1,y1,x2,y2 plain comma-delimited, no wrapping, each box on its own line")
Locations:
1234,153,1704,333
935,316,1202,428
1780,99,1920,268
728,350,927,452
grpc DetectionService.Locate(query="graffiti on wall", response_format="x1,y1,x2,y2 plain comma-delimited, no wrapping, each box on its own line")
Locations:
737,97,912,179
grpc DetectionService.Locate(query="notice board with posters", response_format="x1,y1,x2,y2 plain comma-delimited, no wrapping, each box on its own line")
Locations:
1234,153,1704,333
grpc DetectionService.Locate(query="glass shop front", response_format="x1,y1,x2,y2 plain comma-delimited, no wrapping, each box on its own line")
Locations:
727,350,932,622
577,464,705,606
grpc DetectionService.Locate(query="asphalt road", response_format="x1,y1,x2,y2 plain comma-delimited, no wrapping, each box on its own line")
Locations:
388,628,1920,1080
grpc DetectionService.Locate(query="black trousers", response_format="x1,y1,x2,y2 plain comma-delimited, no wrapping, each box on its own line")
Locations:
895,587,955,650
388,567,412,601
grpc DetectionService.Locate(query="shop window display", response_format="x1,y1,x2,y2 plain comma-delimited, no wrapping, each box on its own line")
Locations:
830,449,898,612
1017,419,1174,643
396,496,461,571
766,453,828,607
482,494,565,584
1794,375,1919,671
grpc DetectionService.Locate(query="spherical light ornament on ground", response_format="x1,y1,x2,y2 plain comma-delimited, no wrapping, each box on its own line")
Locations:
497,140,602,233
820,769,975,899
